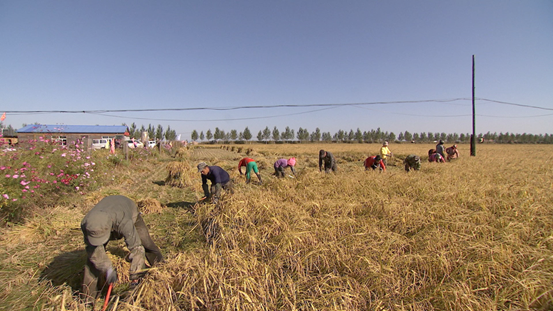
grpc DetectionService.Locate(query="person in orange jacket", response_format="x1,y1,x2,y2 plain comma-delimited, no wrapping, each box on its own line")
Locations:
364,155,386,172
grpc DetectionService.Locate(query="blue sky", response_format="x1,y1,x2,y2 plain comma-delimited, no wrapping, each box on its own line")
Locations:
1,1,552,139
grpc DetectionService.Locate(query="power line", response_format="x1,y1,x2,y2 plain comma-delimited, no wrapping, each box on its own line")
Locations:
2,98,473,114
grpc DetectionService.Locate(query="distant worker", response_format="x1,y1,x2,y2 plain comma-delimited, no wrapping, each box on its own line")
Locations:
198,162,233,204
446,144,459,161
238,157,263,184
274,158,296,178
435,140,446,159
428,149,445,163
380,141,393,166
319,150,337,173
81,195,163,300
404,154,421,172
364,155,386,171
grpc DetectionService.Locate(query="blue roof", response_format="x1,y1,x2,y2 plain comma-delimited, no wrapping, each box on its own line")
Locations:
18,124,128,134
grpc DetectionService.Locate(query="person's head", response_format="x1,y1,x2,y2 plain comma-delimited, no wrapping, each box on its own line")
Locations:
439,140,444,145
374,155,382,162
452,144,457,149
287,157,296,166
82,213,111,246
383,141,389,146
197,162,209,175
319,149,326,158
428,149,435,156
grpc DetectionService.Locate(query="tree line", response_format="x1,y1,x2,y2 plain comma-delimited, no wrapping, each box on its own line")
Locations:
190,126,553,144
126,123,177,141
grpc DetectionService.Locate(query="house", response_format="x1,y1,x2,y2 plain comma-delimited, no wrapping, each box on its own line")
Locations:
17,124,129,146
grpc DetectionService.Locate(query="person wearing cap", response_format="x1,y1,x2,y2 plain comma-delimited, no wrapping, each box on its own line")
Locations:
380,141,393,166
435,140,446,160
404,154,421,172
274,158,296,178
198,162,232,204
318,150,337,173
364,155,386,171
446,144,459,161
81,195,163,300
237,157,262,184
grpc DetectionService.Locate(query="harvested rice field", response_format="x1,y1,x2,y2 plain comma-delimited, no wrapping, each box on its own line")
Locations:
1,143,553,310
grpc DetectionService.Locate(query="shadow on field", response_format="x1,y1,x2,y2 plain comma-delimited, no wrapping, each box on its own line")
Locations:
166,201,196,212
39,249,87,291
152,180,166,186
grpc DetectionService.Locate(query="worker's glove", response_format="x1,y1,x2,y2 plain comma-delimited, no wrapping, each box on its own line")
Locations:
106,267,118,284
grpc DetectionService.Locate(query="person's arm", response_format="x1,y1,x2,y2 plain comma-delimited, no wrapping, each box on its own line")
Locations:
201,175,210,198
380,160,386,171
318,156,322,171
290,165,296,175
238,160,244,175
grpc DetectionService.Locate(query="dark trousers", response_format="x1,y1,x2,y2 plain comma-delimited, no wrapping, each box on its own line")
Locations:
82,214,163,300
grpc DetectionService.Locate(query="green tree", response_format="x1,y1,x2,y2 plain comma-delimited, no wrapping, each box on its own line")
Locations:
388,132,396,142
230,129,238,141
165,125,176,140
206,129,213,141
200,131,205,141
311,128,321,142
243,127,252,141
191,130,199,141
262,126,271,141
404,131,412,142
272,126,280,141
214,127,221,141
156,125,164,140
354,128,362,143
257,130,264,142
283,126,293,141
147,124,155,140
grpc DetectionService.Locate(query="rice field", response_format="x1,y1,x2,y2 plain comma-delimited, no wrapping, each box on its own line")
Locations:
1,143,553,310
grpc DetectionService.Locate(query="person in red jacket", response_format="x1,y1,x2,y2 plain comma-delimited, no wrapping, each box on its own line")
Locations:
237,157,263,184
364,155,386,171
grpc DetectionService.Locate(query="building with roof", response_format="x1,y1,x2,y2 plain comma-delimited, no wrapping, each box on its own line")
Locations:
17,124,129,146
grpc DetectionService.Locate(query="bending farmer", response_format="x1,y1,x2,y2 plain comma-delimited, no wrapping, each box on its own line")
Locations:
238,157,263,184
81,195,163,300
198,162,233,204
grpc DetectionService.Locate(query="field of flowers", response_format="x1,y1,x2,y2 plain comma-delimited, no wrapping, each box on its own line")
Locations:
1,142,553,310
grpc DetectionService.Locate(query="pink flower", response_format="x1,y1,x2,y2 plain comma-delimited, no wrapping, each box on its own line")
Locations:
12,175,19,178
61,153,66,157
75,186,79,190
5,174,10,178
20,180,30,186
0,166,5,170
12,198,17,201
2,194,8,199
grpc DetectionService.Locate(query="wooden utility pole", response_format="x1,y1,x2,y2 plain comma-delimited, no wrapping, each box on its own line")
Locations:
471,55,476,156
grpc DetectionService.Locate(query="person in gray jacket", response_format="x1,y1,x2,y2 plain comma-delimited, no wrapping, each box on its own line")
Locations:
80,195,163,299
319,149,337,173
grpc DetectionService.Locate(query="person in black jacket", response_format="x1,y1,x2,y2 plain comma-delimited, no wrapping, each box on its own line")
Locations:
198,162,233,204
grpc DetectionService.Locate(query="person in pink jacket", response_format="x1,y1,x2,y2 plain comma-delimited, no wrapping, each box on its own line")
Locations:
274,158,296,178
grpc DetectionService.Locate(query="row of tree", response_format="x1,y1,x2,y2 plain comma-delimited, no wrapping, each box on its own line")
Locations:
191,126,553,144
126,123,177,141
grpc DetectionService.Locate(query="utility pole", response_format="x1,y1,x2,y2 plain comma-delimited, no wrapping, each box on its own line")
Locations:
471,55,476,156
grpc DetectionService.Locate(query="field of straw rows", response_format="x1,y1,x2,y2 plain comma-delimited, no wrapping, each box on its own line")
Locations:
1,143,553,310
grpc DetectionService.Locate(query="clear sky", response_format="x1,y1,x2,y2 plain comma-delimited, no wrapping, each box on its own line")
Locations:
1,1,552,139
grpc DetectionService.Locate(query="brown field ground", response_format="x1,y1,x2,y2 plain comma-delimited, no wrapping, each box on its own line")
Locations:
1,143,553,310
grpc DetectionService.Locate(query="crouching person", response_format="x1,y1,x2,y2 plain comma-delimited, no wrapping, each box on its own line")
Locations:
81,195,163,301
198,162,233,204
404,154,421,172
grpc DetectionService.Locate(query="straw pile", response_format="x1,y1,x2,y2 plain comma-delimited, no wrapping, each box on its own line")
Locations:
137,198,164,214
165,161,194,188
